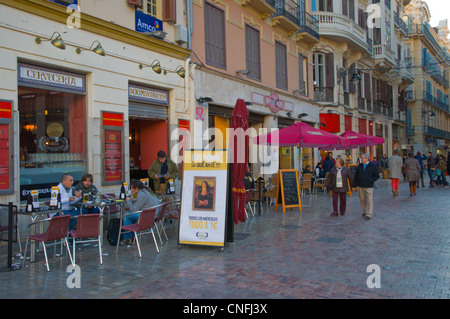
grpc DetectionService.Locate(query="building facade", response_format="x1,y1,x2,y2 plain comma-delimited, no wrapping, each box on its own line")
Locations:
311,0,413,163
405,0,450,155
0,0,190,209
189,0,321,176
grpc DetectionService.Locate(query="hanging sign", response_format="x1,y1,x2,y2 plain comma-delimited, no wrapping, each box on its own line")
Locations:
178,150,229,248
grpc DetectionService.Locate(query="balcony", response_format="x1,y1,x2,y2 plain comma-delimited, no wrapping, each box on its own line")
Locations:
373,44,396,67
240,0,276,19
272,0,300,33
422,91,449,112
423,126,449,139
295,11,320,44
312,11,369,52
394,13,408,36
314,87,333,103
398,57,415,85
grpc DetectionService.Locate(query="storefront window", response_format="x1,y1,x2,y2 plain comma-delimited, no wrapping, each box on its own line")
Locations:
19,86,86,199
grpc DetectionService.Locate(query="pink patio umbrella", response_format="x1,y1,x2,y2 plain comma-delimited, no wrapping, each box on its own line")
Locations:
253,122,351,149
319,130,385,150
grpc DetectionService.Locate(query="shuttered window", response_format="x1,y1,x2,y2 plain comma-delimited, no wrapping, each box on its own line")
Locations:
298,54,308,95
204,2,226,69
245,24,261,81
275,41,288,90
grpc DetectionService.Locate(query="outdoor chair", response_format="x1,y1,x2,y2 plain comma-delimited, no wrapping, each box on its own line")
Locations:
264,174,278,205
313,172,330,194
165,199,181,228
300,173,313,196
69,214,103,266
22,214,73,272
116,207,159,258
153,202,169,245
244,189,257,218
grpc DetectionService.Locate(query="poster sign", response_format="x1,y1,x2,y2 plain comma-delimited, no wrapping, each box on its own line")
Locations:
102,112,124,185
0,99,12,194
178,150,229,248
104,130,123,183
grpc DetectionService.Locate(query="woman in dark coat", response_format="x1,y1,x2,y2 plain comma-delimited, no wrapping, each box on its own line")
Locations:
325,158,352,216
404,152,421,196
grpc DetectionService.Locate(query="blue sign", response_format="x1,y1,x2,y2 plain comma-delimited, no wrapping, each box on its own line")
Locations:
135,10,163,33
47,0,78,7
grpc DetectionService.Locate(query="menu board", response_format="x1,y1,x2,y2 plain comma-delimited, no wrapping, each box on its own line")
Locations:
347,164,357,185
275,169,302,213
104,130,123,183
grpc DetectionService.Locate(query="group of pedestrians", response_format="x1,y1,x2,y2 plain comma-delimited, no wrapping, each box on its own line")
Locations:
389,150,449,196
323,149,449,221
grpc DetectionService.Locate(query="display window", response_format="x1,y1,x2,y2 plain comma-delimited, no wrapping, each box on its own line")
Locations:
19,86,86,200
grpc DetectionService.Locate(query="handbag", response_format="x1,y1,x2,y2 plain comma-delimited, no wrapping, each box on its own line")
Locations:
402,165,408,175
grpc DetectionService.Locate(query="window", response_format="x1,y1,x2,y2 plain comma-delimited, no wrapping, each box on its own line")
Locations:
138,0,162,19
275,41,288,90
313,53,325,88
298,54,308,95
204,2,226,69
385,22,391,48
19,86,86,198
245,24,261,81
315,0,333,12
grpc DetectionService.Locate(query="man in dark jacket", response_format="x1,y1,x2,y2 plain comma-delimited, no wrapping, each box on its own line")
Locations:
352,153,380,220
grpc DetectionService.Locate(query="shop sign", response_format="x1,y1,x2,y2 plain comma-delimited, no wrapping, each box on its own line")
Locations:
264,93,284,113
135,10,163,33
18,63,86,93
128,84,169,105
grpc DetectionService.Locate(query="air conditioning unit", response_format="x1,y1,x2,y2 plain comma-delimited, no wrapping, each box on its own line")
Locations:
174,24,188,44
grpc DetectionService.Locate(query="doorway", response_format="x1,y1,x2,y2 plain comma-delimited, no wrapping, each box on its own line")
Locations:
129,118,168,186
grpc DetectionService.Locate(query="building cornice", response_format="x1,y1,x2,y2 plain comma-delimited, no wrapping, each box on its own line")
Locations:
0,0,191,61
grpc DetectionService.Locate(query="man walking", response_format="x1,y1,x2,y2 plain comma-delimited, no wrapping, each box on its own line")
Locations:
352,153,380,220
426,151,435,187
414,151,427,188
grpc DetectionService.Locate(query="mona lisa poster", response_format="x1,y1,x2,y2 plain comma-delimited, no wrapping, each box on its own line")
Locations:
179,150,228,248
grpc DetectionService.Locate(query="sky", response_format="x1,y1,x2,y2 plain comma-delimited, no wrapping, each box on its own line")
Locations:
425,0,450,27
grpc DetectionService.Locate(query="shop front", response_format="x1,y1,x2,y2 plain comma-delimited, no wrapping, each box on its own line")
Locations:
18,63,87,201
127,83,170,188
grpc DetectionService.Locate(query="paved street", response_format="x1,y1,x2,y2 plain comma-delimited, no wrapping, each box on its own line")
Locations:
1,177,450,300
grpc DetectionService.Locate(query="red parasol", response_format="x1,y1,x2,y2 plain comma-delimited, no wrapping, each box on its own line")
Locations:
230,99,249,225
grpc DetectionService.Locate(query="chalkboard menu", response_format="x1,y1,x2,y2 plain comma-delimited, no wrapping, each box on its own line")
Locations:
275,169,302,213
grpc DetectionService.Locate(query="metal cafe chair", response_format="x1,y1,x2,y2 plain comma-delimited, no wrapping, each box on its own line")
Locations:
165,199,181,228
153,202,169,245
69,214,103,266
116,207,159,258
22,215,73,272
245,189,256,218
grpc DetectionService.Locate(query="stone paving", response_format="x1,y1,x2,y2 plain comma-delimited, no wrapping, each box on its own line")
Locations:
1,177,450,299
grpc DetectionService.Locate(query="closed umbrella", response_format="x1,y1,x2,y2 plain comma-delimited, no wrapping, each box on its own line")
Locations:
230,99,249,225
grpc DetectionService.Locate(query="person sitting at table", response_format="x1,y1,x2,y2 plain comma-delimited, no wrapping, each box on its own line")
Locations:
57,174,82,231
243,165,255,190
147,150,179,194
73,173,100,215
315,162,324,178
120,179,161,246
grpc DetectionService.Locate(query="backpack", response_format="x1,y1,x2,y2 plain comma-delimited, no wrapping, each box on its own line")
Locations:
106,218,121,246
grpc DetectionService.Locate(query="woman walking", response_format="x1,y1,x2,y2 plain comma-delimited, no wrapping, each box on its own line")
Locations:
388,149,403,197
325,158,352,216
437,155,447,186
404,153,421,196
